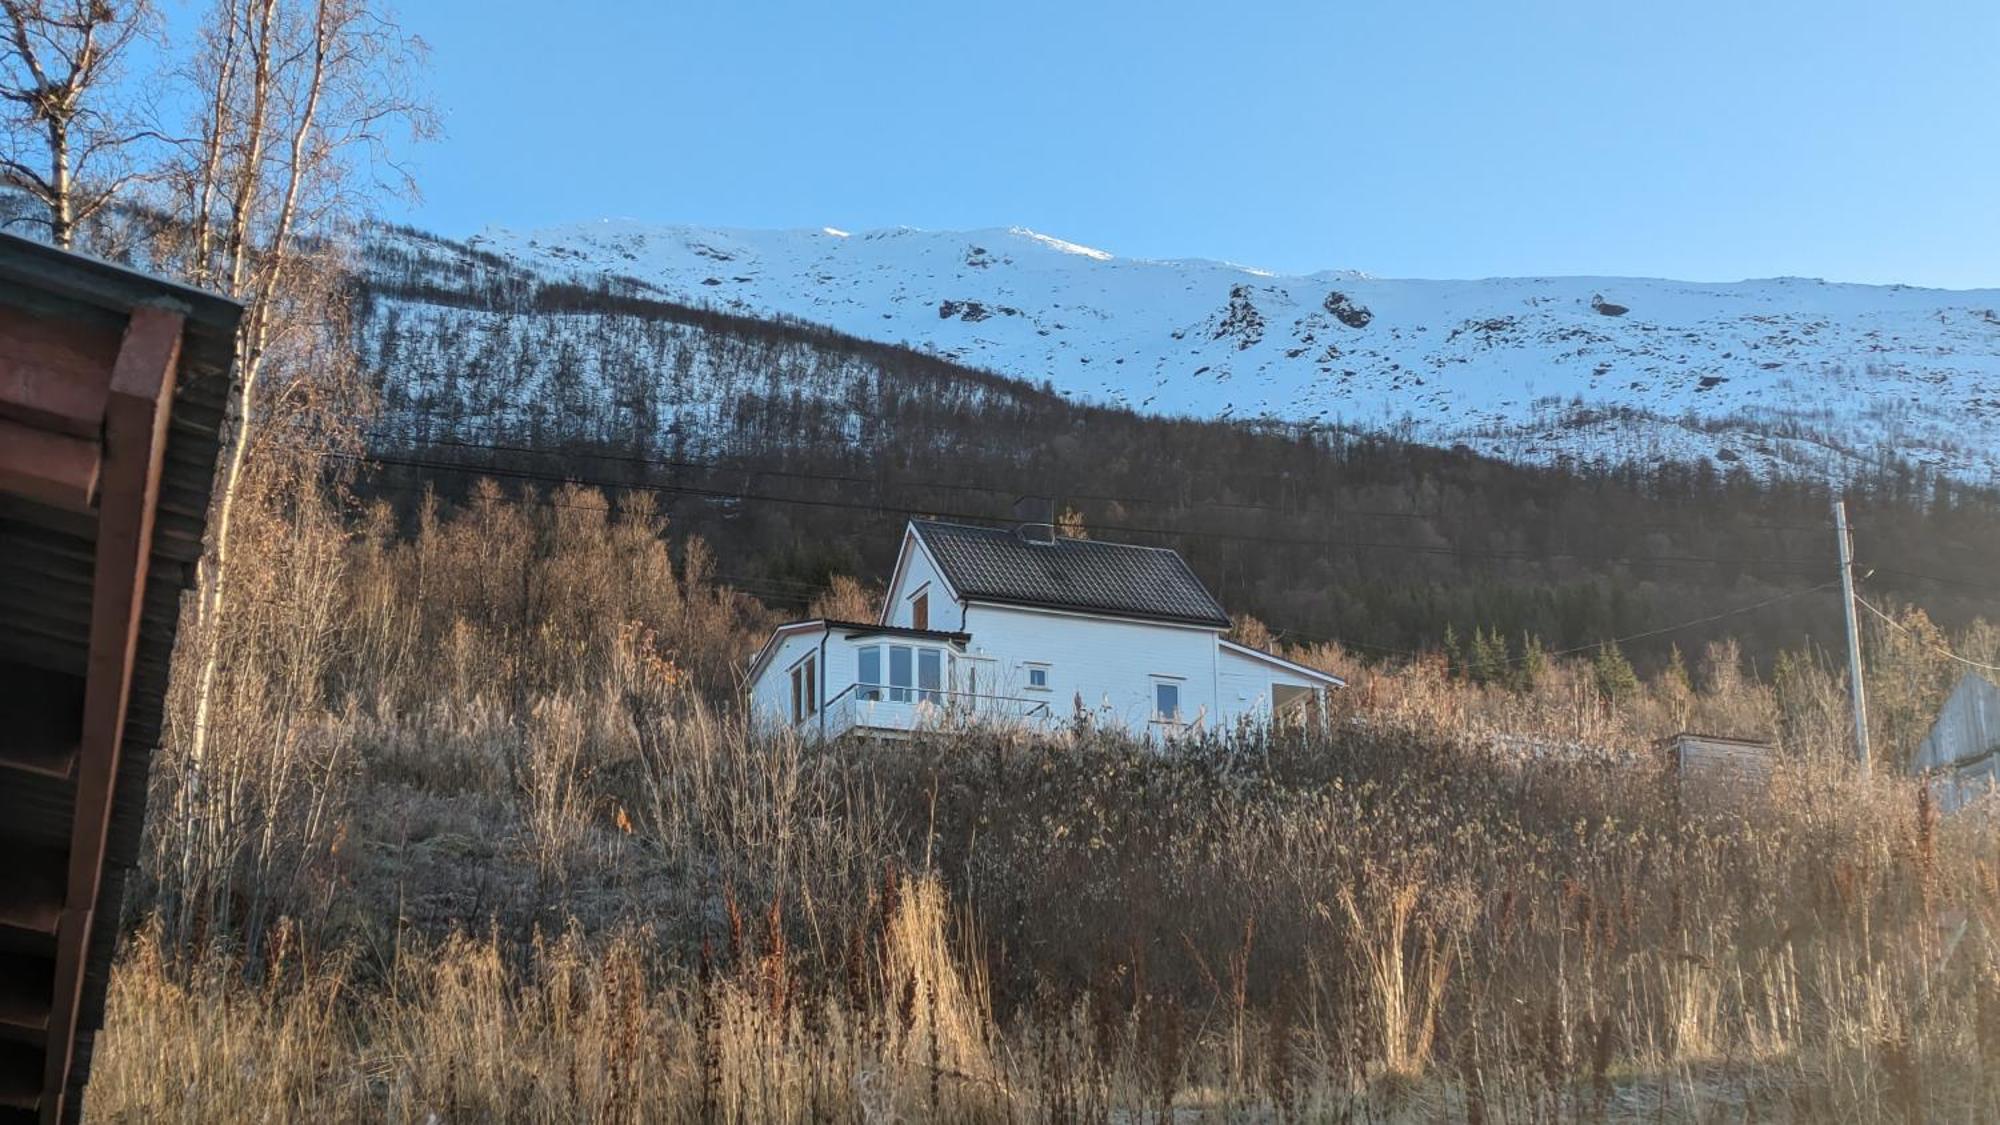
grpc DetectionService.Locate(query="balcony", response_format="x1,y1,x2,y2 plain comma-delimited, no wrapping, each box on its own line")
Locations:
815,683,1053,739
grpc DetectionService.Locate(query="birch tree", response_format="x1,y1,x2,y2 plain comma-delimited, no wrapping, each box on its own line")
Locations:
0,0,158,246
154,0,429,947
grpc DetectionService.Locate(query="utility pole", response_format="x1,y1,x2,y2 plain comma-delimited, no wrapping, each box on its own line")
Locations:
1833,498,1871,775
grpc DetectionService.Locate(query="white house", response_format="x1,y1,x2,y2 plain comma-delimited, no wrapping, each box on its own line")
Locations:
746,511,1343,739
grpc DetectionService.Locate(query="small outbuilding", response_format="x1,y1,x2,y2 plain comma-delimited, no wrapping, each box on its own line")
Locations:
1661,731,1773,780
1911,673,2000,813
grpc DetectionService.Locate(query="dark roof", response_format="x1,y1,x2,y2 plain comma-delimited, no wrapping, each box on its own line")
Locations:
828,620,970,643
746,619,970,681
1661,731,1774,749
911,520,1232,628
0,231,239,1123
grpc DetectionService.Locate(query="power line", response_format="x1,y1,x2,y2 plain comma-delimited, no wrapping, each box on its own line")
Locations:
1516,582,1841,665
365,431,1853,534
363,431,1437,520
1854,592,2000,673
341,460,1844,666
1252,582,1840,665
1852,561,2000,596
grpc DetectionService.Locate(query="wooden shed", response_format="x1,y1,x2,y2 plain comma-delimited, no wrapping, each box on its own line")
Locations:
1661,731,1773,780
0,233,240,1123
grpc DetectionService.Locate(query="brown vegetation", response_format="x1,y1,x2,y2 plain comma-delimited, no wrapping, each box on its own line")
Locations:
18,4,1995,1121
83,478,2000,1122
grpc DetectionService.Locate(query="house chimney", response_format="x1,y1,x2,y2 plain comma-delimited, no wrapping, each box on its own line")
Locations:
1014,495,1055,544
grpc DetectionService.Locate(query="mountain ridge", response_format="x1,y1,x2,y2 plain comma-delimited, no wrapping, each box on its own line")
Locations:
458,220,2000,486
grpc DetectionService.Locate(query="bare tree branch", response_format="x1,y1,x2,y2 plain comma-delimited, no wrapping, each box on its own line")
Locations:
0,0,161,245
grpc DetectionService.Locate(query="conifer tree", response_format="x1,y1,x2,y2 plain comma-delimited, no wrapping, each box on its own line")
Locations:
1469,627,1508,686
1592,640,1639,707
1512,633,1548,694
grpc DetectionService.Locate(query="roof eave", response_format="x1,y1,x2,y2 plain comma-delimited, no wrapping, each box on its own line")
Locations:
963,596,1231,631
1217,638,1347,687
745,619,829,682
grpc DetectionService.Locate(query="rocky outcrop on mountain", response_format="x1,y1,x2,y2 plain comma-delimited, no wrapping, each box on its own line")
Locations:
1213,285,1266,350
1324,291,1373,328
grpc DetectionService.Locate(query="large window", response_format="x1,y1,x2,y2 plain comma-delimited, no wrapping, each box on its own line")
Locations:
860,642,944,705
918,648,942,705
790,653,817,724
858,646,882,701
889,645,913,702
1153,679,1181,724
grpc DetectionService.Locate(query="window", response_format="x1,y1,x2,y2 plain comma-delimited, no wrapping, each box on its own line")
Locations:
918,648,942,704
888,645,913,702
1025,664,1050,691
866,643,944,705
858,645,882,701
910,588,930,631
790,653,818,723
1153,680,1181,723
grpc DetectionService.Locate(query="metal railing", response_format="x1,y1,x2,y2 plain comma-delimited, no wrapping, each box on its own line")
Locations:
815,683,1053,737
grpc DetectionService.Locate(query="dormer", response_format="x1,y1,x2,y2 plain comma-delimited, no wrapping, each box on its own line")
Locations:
880,522,961,630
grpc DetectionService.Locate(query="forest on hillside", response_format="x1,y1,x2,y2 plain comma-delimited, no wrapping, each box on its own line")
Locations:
357,226,2000,670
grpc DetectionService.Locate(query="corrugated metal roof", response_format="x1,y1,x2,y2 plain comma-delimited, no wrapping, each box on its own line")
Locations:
1914,673,2000,775
912,520,1232,628
0,231,238,1124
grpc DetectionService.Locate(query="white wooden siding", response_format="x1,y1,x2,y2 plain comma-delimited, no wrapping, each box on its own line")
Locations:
752,526,1337,739
881,532,958,629
959,602,1222,733
1217,645,1278,724
1215,642,1338,726
748,627,824,727
751,610,1336,736
1914,674,2000,773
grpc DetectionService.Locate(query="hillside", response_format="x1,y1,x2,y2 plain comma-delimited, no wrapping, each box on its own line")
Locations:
459,220,2000,485
353,223,2000,665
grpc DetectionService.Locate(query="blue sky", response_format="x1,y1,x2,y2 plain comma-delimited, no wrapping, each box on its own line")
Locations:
381,0,2000,287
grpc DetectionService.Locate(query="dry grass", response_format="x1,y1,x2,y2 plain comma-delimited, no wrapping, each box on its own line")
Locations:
90,480,2000,1122
97,714,2000,1122
93,871,1004,1123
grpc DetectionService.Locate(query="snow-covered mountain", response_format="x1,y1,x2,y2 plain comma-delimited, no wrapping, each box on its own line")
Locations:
453,220,2000,484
